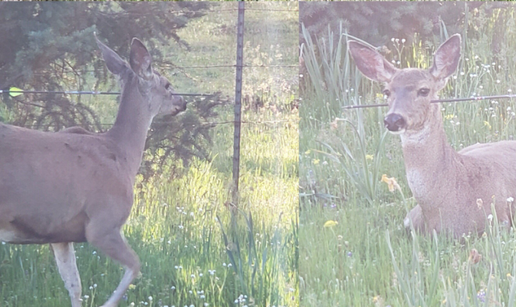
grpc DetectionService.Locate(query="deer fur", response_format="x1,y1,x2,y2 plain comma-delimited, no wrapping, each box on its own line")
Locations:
0,35,186,307
348,34,516,238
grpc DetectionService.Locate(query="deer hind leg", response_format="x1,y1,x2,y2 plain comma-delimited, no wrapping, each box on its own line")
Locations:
51,242,82,307
86,222,140,307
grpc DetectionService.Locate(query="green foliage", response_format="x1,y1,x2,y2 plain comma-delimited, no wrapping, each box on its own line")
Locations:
143,93,225,180
300,3,516,306
0,102,298,307
300,22,391,207
301,2,480,47
217,210,296,306
0,2,216,175
0,3,299,306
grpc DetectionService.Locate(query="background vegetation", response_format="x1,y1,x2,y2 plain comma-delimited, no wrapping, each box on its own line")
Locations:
300,2,516,306
0,2,299,307
0,1,220,176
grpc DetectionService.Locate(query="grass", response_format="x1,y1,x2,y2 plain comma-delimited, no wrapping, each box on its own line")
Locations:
0,3,298,307
300,6,516,307
0,105,298,307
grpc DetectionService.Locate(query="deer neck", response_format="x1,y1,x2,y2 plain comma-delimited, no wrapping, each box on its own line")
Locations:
399,105,459,206
106,75,153,177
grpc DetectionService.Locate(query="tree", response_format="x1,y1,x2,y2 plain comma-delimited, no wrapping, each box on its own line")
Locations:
0,2,222,177
300,2,486,47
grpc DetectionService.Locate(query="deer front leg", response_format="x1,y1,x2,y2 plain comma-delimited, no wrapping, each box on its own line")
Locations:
51,242,82,307
404,204,425,232
86,221,140,307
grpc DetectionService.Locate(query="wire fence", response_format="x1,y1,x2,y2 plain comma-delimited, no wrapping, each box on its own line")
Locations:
29,63,297,74
0,3,298,134
0,2,299,203
5,89,296,128
0,89,211,97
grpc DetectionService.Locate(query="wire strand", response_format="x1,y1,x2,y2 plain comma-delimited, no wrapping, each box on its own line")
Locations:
208,8,298,12
0,89,211,97
13,119,294,130
343,94,516,110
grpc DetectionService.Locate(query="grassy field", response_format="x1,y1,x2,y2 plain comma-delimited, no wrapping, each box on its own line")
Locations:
0,3,298,307
300,5,516,307
0,108,298,307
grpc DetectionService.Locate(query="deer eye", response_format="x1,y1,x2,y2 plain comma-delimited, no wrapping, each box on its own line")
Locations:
165,83,171,90
382,89,391,97
418,88,430,97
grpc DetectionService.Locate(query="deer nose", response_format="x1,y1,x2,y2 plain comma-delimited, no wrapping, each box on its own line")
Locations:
384,113,406,132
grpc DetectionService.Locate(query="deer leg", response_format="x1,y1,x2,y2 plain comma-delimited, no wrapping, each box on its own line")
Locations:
404,204,424,232
51,242,82,307
86,223,140,307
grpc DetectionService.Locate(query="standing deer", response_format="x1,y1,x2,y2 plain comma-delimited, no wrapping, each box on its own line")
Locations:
0,35,186,306
348,34,516,238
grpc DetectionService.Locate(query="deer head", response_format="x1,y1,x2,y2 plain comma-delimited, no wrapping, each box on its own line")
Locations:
348,35,461,134
95,35,187,118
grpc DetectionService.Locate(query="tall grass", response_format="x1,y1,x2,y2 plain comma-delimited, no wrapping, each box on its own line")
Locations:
300,23,391,208
300,6,516,306
0,106,298,307
0,3,299,306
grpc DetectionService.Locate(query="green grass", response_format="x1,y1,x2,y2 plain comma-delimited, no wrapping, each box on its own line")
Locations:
63,1,298,131
0,4,298,307
300,9,516,307
0,105,298,307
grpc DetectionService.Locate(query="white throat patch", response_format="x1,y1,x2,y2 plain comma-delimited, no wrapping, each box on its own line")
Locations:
400,123,431,146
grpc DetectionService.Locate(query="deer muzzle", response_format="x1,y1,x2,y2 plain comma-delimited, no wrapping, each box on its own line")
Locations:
384,113,406,132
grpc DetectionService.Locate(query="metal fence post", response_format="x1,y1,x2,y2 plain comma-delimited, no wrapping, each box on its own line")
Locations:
232,1,245,206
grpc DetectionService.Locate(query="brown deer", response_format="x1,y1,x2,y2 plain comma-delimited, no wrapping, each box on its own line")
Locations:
0,35,186,306
348,34,516,238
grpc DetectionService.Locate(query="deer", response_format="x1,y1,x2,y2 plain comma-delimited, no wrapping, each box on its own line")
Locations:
348,34,516,238
0,35,186,307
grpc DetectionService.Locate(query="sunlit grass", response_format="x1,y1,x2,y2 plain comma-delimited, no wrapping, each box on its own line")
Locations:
300,9,516,307
1,3,298,306
0,105,298,307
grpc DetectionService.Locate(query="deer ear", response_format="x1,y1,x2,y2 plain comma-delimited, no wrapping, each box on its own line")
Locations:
95,35,126,75
430,34,461,80
348,41,397,83
129,38,153,80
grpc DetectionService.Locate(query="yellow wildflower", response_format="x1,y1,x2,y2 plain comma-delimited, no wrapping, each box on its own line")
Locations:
381,174,401,193
365,154,374,160
323,220,338,228
372,295,385,306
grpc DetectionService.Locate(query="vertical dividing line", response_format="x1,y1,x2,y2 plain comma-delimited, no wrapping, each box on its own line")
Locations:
232,1,245,205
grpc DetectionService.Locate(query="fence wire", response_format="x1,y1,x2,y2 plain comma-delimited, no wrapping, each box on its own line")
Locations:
1,4,297,129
